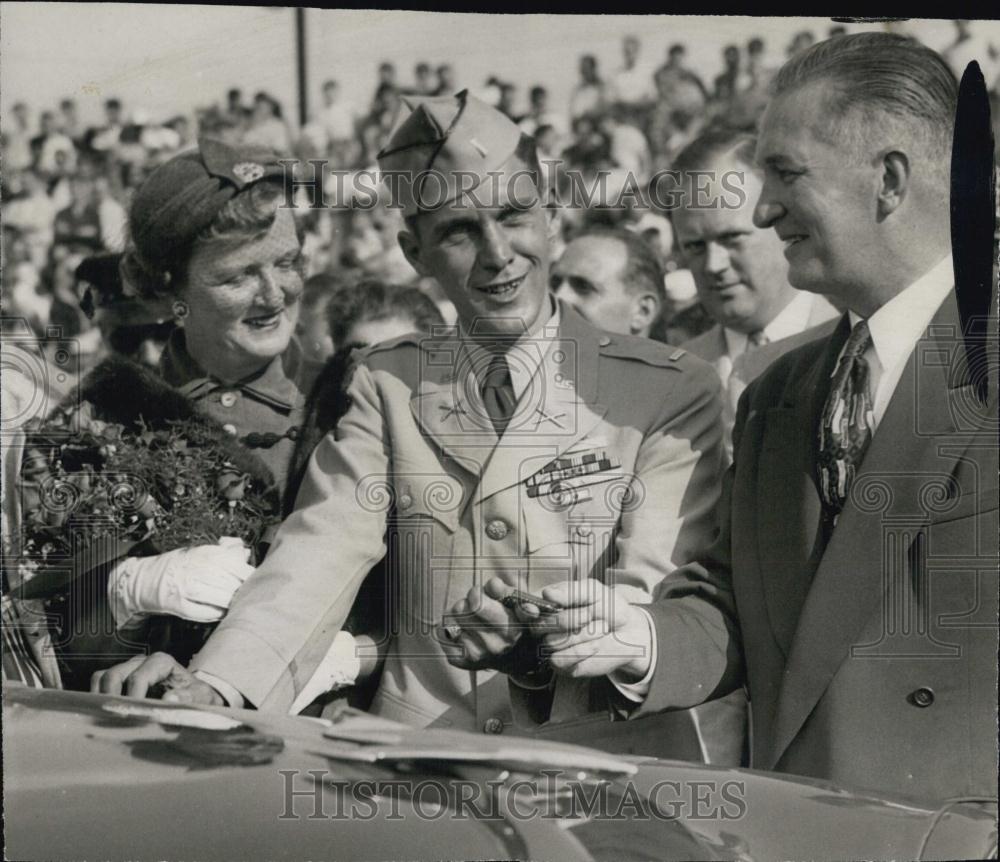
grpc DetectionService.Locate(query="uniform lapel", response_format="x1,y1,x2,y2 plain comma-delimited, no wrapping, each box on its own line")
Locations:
767,293,969,769
755,315,849,659
477,306,609,502
409,334,499,477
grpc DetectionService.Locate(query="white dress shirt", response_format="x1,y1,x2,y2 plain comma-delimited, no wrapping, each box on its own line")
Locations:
847,254,954,430
610,64,655,104
720,290,821,387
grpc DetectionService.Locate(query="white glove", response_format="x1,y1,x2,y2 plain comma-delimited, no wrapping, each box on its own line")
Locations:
107,537,254,630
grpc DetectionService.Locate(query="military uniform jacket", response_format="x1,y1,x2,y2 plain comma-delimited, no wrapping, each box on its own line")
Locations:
192,303,732,733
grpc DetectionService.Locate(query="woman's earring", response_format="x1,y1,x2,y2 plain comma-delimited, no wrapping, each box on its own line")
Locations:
172,301,189,321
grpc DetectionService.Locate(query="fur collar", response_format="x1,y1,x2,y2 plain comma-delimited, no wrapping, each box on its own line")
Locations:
70,355,275,485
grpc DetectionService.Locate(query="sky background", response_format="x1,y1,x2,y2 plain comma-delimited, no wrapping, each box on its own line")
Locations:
2,7,997,127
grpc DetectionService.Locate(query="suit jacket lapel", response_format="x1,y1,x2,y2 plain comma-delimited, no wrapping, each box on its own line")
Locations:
768,294,968,769
754,315,849,660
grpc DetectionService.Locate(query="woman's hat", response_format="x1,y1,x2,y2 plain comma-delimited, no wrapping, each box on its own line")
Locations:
128,137,285,273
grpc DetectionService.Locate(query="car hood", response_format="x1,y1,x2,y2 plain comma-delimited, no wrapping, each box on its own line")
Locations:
4,686,996,861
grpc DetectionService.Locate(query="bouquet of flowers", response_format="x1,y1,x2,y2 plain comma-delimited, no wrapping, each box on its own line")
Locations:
15,367,282,601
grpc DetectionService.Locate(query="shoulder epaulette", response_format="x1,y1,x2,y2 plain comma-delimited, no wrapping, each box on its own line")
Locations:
362,326,460,357
360,332,424,357
597,333,687,368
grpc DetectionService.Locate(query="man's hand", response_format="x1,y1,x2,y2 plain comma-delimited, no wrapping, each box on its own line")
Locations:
523,579,654,680
90,653,225,705
438,578,524,672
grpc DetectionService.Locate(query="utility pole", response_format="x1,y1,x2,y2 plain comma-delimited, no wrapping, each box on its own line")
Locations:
296,7,308,127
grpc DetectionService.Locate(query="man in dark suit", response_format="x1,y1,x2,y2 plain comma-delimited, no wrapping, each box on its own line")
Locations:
531,32,998,799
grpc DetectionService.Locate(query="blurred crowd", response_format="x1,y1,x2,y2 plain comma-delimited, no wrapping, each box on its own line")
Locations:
3,20,999,382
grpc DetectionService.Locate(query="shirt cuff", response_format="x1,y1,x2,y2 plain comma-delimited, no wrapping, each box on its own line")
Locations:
607,607,656,703
192,670,245,708
288,631,361,715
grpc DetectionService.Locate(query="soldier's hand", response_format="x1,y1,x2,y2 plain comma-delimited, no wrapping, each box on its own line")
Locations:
90,652,225,706
438,578,523,672
527,580,654,681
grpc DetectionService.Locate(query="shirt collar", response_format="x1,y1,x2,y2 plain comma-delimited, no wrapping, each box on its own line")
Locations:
722,290,817,359
849,254,954,373
460,298,560,400
159,328,304,411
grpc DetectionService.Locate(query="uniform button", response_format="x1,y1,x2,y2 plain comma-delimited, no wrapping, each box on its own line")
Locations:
398,493,413,510
910,687,935,708
485,519,509,541
598,335,611,347
482,718,504,734
575,524,592,538
220,392,238,408
222,423,238,436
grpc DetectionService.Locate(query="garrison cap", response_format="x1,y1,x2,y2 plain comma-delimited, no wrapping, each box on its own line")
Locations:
377,89,524,217
128,137,285,272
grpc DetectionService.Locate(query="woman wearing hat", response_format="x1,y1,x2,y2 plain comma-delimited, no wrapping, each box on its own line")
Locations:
122,136,317,488
15,138,324,690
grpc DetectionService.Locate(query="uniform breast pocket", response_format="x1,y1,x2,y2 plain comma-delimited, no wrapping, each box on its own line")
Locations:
383,467,467,623
383,469,464,542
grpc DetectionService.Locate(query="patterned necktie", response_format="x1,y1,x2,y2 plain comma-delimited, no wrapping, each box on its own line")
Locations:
817,320,874,519
481,352,516,436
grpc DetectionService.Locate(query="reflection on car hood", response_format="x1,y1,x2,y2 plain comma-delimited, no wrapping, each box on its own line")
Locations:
4,685,997,862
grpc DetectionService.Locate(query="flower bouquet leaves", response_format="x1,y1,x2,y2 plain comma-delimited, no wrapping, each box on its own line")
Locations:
17,401,282,602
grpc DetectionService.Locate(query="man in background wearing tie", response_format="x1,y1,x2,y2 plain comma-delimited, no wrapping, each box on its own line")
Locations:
532,32,998,799
670,126,839,454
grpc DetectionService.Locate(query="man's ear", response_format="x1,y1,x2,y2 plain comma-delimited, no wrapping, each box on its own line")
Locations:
397,228,430,278
544,201,562,243
631,293,661,335
877,150,911,218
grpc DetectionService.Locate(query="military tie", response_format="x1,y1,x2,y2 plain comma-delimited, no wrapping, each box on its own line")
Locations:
481,351,517,436
747,329,769,349
817,320,874,520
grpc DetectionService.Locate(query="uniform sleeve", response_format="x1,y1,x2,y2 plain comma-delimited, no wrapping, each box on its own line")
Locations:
611,358,727,601
189,361,390,711
632,371,750,714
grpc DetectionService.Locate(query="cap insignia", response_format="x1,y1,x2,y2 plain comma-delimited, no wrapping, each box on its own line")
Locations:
233,161,265,184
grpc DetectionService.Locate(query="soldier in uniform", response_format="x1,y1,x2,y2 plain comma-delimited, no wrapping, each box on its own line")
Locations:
94,93,743,759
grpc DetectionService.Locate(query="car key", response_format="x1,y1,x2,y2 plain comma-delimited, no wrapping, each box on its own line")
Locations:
501,589,563,615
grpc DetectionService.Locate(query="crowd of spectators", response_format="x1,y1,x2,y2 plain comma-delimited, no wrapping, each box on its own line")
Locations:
3,22,998,385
